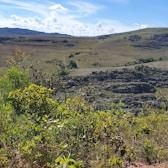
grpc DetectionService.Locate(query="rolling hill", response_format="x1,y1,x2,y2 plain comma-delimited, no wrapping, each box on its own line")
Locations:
0,27,69,36
0,27,168,75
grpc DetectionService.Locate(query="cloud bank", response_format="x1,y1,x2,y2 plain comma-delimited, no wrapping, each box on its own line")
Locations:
0,0,148,36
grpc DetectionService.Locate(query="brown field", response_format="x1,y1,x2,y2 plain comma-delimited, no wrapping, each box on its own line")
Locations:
0,28,168,75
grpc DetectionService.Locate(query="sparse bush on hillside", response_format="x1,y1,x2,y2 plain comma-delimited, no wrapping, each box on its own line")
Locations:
57,65,69,76
68,52,81,58
92,62,101,67
67,60,78,69
125,57,166,66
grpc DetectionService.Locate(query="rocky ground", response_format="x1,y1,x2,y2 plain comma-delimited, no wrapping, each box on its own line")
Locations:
50,65,168,114
126,162,168,168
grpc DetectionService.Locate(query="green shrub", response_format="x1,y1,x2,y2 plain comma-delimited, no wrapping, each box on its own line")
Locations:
0,67,30,99
57,63,69,76
67,60,78,69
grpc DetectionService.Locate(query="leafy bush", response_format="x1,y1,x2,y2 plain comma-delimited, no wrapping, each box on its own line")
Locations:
55,156,84,168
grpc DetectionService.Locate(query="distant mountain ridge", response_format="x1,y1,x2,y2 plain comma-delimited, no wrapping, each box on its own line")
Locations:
0,27,70,36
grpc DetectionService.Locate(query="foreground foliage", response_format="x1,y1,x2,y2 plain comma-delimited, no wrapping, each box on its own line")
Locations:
0,68,168,168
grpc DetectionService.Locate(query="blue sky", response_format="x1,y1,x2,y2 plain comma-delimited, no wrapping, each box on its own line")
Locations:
0,0,168,36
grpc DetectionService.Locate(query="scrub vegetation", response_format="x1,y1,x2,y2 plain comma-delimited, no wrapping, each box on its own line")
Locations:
0,58,168,168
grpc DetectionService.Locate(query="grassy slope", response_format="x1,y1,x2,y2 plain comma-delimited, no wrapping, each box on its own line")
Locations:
0,28,168,75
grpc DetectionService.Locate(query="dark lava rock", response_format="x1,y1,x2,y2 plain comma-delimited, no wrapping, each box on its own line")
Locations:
133,33,168,49
50,66,168,113
106,83,156,94
129,35,141,42
65,43,75,47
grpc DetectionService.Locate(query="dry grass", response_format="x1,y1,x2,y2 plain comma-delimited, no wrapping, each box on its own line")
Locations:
1,28,168,75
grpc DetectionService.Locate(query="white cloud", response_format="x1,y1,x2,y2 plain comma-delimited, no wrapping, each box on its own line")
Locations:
0,1,148,36
49,4,68,12
0,13,148,36
68,1,103,16
0,0,48,16
134,23,148,29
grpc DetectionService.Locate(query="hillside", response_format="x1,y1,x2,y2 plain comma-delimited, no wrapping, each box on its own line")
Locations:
0,28,168,74
0,27,69,36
